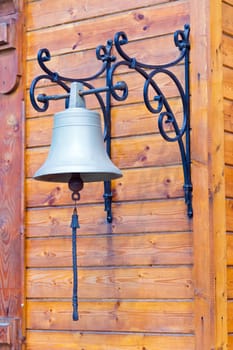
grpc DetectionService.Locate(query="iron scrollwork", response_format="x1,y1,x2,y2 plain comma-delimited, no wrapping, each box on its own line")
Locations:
30,24,192,220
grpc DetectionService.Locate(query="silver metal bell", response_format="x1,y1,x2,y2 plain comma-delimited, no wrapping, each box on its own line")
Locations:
33,83,122,183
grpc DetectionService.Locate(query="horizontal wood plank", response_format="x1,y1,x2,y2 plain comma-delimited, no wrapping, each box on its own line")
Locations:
223,66,233,100
226,200,233,232
223,2,233,36
26,66,184,119
26,34,180,89
26,232,193,268
26,330,195,350
26,300,194,333
228,301,233,332
26,0,171,30
26,266,193,299
26,100,183,145
229,334,233,350
26,134,182,178
26,166,184,207
224,99,233,132
26,200,192,237
226,166,233,198
26,1,189,59
227,267,233,298
223,33,233,68
225,132,233,165
227,233,233,264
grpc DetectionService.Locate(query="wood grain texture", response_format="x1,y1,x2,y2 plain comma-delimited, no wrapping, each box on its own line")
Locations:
26,66,184,119
223,66,233,100
226,166,233,198
224,8,233,346
26,166,184,207
25,0,193,348
225,132,233,165
26,300,194,333
26,0,171,30
26,200,192,238
223,33,233,68
26,233,193,268
223,1,233,35
26,34,179,90
190,0,227,348
26,266,193,299
26,1,189,59
226,199,233,232
0,0,24,322
224,99,233,132
26,100,183,143
26,331,195,350
26,134,182,178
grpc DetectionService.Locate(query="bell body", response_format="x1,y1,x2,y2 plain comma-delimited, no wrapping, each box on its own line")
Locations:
34,107,122,182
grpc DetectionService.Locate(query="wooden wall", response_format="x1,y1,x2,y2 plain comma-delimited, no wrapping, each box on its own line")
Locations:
223,0,233,347
25,0,195,349
0,0,25,348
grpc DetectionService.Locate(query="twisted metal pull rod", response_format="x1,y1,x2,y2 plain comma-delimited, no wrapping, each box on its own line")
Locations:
70,201,80,321
68,174,83,321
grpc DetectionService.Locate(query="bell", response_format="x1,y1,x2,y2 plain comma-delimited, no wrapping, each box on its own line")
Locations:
34,82,122,183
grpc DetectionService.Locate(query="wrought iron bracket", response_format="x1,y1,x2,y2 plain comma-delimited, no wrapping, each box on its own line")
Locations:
30,24,192,221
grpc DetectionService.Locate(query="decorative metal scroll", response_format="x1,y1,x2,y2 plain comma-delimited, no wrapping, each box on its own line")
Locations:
30,24,192,220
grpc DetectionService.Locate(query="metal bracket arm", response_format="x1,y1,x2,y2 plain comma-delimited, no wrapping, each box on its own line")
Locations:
29,24,192,220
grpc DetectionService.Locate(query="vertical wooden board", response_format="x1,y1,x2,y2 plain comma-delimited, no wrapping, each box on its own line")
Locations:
0,0,25,348
190,0,227,348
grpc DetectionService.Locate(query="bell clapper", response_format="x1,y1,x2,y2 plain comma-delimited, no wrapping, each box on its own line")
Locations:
69,174,83,321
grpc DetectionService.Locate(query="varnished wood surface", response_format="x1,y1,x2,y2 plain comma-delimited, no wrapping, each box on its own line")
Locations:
26,134,182,178
190,0,228,348
27,300,194,333
26,200,191,238
26,331,195,350
25,0,193,348
26,0,173,31
0,0,24,322
26,1,189,59
26,166,184,207
27,266,193,299
26,233,192,267
223,0,233,348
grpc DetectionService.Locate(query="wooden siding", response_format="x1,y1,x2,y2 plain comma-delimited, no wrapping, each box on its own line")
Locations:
223,0,233,347
25,0,194,349
190,0,227,348
24,0,233,349
0,0,25,348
